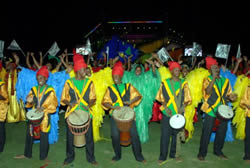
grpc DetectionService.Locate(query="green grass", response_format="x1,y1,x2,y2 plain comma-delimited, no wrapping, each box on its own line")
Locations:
0,114,249,168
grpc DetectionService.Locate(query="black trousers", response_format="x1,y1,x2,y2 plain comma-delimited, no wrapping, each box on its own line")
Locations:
64,119,96,164
110,117,144,161
244,117,250,160
159,115,179,161
0,121,6,152
198,113,228,157
24,123,49,160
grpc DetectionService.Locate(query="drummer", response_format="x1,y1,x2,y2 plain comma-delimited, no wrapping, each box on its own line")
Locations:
0,78,9,152
60,53,98,166
197,56,237,161
14,66,58,162
155,61,191,164
102,61,146,163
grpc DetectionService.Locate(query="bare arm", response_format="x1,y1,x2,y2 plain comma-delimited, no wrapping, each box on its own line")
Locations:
31,52,41,69
26,52,32,68
12,52,19,66
152,53,164,66
39,52,43,66
232,58,242,74
54,53,65,72
65,49,69,65
191,56,197,70
205,66,219,95
127,55,132,71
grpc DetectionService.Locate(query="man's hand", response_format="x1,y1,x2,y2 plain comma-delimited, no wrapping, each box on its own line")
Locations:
229,93,237,102
211,66,219,79
26,95,33,103
124,101,131,106
113,106,121,110
81,105,89,111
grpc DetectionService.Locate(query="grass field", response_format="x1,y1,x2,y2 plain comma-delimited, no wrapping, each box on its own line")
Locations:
0,113,249,168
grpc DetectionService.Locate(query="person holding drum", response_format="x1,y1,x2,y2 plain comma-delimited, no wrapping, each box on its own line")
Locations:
60,53,98,166
0,78,9,153
240,81,250,162
102,61,146,163
197,56,237,161
14,66,58,162
155,61,192,164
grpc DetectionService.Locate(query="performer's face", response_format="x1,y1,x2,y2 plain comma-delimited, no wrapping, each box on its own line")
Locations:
78,68,86,78
211,65,220,74
86,67,91,77
37,75,47,86
113,75,122,84
182,67,189,77
135,67,142,76
46,63,52,71
172,68,181,78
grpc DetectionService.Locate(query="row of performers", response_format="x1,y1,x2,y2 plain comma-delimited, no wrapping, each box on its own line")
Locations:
0,54,250,166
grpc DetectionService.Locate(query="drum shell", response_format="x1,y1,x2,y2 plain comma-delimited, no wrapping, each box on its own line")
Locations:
112,107,135,132
120,131,131,146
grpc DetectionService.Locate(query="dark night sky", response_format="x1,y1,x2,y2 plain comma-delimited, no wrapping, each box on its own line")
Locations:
1,1,249,56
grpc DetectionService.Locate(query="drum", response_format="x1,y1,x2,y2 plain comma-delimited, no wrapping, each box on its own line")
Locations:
113,106,135,146
67,110,90,147
213,105,234,132
169,114,186,130
26,109,44,139
217,105,234,120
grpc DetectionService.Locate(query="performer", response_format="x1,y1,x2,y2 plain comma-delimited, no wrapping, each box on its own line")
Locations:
0,79,9,152
60,54,98,166
102,61,146,163
155,61,191,164
197,56,237,161
14,66,58,161
240,80,250,161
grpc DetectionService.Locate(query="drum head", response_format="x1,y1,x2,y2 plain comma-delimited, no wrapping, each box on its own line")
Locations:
169,114,185,129
113,106,135,121
26,109,44,120
218,105,234,119
68,110,89,126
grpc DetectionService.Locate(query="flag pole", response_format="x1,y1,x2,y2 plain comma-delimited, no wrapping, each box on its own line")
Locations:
42,50,49,59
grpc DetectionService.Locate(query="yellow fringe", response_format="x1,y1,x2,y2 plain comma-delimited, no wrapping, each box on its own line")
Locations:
89,67,114,142
184,68,210,141
231,75,249,140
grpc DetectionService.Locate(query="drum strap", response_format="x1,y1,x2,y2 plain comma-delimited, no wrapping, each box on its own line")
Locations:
71,79,88,110
37,84,48,108
170,79,182,113
114,84,128,106
215,79,226,105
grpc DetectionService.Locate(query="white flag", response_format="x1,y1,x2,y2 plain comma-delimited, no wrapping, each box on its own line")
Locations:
86,38,92,54
192,42,202,57
236,44,241,59
48,42,60,56
215,43,231,59
157,47,170,63
0,40,4,58
76,47,89,55
7,39,22,50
